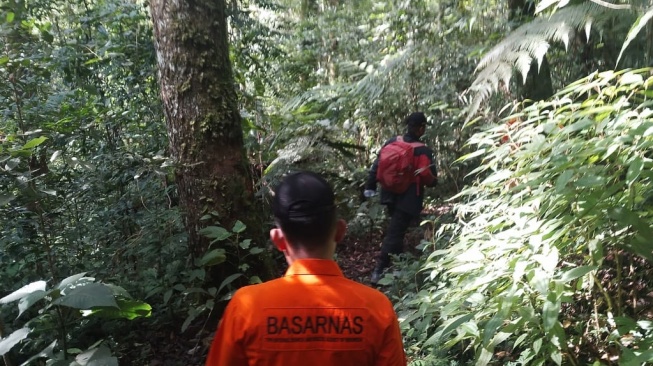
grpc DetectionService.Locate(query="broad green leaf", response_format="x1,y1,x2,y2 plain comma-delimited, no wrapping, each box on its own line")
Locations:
0,327,30,356
560,266,597,282
555,170,574,192
19,340,56,366
533,337,543,354
17,290,47,317
617,6,653,67
57,272,89,290
626,156,643,185
22,136,48,150
239,239,252,249
53,283,118,309
232,220,246,233
217,273,243,295
0,281,47,304
199,226,231,241
200,248,226,266
81,299,152,320
249,247,264,255
76,345,118,366
6,12,15,23
377,275,393,286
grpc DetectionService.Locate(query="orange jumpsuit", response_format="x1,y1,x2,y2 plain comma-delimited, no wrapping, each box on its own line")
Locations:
206,259,406,366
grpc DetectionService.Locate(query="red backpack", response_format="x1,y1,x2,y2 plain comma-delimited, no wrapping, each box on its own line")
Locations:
376,136,424,194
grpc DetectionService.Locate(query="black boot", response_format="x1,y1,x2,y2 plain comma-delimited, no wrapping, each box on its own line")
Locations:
370,266,384,284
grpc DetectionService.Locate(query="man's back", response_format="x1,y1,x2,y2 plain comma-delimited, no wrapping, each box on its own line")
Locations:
206,259,405,366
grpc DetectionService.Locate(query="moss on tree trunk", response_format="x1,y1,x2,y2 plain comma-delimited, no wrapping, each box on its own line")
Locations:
149,0,272,278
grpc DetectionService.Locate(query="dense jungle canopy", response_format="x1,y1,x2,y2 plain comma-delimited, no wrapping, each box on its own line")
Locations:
1,0,653,365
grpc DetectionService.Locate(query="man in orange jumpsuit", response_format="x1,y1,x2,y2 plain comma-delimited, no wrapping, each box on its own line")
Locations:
206,171,406,366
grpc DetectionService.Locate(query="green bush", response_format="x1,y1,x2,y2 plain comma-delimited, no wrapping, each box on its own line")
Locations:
411,68,653,365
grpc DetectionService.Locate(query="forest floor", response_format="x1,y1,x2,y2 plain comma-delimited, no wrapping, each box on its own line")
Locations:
337,204,453,284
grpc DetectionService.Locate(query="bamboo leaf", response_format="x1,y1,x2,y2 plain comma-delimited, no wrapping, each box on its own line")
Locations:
560,265,597,282
626,156,644,186
617,6,653,67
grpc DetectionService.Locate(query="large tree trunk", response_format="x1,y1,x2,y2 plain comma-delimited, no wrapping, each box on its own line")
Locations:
149,0,259,260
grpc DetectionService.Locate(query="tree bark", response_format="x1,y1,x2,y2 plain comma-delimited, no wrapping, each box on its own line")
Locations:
149,0,259,259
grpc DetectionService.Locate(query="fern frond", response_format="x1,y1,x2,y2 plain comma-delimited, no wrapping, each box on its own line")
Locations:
467,2,627,118
282,44,415,112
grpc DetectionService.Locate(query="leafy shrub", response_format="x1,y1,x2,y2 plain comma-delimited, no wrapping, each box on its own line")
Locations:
0,273,150,365
413,68,653,365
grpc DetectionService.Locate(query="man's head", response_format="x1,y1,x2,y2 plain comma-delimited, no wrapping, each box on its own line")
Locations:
405,112,428,137
270,171,346,260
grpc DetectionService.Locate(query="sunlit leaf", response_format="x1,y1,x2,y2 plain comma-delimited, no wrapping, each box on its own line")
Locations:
82,299,152,320
17,290,47,317
22,136,48,150
0,327,30,356
560,265,597,282
617,6,653,67
0,281,47,304
626,156,643,185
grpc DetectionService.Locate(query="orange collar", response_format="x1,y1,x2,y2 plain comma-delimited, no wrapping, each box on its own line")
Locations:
284,259,344,277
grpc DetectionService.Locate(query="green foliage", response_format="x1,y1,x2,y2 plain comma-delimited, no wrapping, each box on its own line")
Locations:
0,273,150,365
417,68,653,365
467,0,653,117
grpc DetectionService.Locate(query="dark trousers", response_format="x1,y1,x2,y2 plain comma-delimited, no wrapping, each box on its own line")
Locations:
376,207,414,271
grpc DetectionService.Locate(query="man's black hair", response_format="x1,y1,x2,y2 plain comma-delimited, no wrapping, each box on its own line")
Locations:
272,171,337,248
405,112,427,135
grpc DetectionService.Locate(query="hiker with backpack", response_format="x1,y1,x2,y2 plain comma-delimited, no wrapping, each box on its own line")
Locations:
363,112,437,284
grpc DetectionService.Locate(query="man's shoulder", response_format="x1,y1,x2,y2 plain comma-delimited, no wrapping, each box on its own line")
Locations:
341,278,394,305
382,136,399,146
413,144,433,156
229,279,284,304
